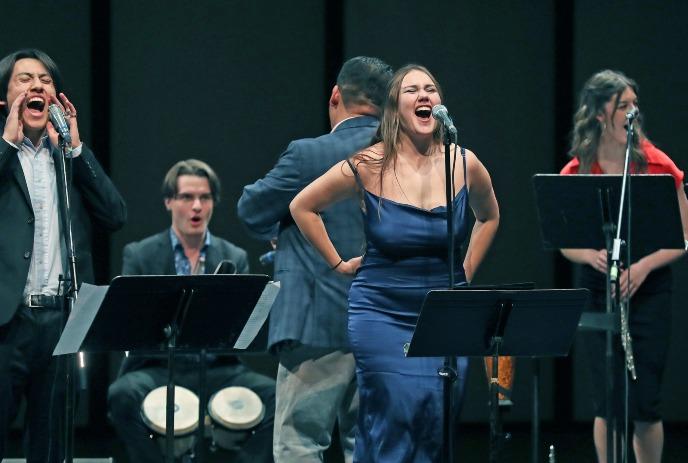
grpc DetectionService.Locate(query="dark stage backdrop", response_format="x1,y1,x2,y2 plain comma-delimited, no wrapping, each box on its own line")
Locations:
1,0,686,431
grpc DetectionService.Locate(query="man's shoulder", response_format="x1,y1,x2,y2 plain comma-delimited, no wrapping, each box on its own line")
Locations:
124,230,168,254
288,118,378,159
0,136,19,157
210,235,248,257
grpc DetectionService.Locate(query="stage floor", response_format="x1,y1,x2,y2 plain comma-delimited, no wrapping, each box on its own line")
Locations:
5,422,688,462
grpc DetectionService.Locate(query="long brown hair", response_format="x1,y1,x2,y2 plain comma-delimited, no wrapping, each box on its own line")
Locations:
569,69,647,172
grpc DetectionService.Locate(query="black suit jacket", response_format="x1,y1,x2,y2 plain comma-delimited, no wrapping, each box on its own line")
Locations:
119,229,249,374
0,138,127,325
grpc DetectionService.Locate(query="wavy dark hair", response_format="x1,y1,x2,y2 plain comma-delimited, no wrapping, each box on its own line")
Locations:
569,69,646,173
354,64,445,199
161,159,221,203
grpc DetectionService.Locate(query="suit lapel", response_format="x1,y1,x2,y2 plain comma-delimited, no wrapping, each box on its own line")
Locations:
159,232,177,275
52,149,68,233
11,155,32,209
204,239,220,274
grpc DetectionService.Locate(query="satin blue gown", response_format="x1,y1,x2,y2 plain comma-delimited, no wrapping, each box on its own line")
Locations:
348,156,470,462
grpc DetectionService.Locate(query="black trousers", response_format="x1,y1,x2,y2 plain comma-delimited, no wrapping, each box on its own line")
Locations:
0,305,65,463
108,362,276,463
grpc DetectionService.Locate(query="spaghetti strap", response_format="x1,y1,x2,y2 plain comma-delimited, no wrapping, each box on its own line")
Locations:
460,146,468,206
346,158,365,192
461,146,466,187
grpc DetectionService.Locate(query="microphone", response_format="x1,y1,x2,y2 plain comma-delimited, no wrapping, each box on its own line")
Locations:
48,104,72,145
431,104,457,138
625,107,639,120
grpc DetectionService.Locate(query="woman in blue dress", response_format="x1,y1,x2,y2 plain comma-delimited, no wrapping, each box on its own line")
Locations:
290,64,500,462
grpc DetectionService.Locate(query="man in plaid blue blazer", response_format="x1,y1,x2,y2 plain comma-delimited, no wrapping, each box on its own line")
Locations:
238,56,392,462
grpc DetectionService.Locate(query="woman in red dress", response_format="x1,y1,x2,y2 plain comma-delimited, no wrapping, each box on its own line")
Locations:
560,69,688,463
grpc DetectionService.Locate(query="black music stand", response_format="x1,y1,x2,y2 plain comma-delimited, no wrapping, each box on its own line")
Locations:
190,260,271,463
533,174,682,256
54,274,276,463
533,173,684,462
407,288,588,463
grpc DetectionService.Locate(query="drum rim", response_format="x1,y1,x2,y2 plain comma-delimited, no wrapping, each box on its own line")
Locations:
141,385,200,436
208,386,265,430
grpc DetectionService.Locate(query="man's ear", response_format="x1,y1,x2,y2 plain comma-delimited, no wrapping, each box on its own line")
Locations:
164,198,172,211
329,85,340,108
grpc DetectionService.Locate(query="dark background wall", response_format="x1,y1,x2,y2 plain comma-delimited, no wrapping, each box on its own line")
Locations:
1,0,687,430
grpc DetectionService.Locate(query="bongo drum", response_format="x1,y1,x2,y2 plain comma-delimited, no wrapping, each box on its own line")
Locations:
141,385,199,457
207,386,265,450
484,356,516,406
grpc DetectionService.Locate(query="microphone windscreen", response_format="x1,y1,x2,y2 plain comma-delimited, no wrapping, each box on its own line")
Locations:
431,104,447,119
48,104,72,144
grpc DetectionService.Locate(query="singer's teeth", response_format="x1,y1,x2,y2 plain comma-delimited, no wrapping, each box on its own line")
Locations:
27,97,45,111
415,107,431,118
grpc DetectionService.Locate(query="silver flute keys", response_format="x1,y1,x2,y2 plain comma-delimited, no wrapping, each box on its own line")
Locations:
619,299,637,380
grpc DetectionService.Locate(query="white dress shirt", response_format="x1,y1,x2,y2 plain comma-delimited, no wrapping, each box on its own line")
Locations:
17,135,73,299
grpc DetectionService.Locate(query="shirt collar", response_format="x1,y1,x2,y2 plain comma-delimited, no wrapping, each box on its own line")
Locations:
21,132,50,151
331,115,361,133
169,227,212,251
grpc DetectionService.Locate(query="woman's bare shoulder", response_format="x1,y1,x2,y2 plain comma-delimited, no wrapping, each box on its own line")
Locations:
457,146,485,171
352,143,384,173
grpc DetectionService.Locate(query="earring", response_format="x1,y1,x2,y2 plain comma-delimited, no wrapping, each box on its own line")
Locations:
600,121,607,131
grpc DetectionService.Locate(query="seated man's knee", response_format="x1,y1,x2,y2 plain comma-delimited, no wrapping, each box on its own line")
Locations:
108,375,148,422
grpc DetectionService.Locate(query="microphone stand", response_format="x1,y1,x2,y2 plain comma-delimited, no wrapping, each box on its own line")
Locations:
56,136,79,463
439,125,457,463
606,112,638,462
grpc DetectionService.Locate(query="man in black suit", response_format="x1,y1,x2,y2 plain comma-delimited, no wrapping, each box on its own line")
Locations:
0,48,127,461
108,159,275,463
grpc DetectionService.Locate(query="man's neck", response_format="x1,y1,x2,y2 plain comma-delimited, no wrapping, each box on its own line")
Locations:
24,127,45,148
330,104,377,130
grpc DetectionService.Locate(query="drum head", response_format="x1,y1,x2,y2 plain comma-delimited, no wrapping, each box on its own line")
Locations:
208,386,265,430
141,385,199,436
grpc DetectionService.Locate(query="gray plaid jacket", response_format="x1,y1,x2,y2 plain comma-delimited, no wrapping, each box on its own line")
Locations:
238,116,378,351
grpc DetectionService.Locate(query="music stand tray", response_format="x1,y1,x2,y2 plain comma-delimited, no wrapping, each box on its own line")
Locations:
532,174,683,255
407,289,588,358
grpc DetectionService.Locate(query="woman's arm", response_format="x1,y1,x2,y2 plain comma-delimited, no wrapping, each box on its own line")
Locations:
462,151,500,282
289,160,361,274
560,248,608,273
